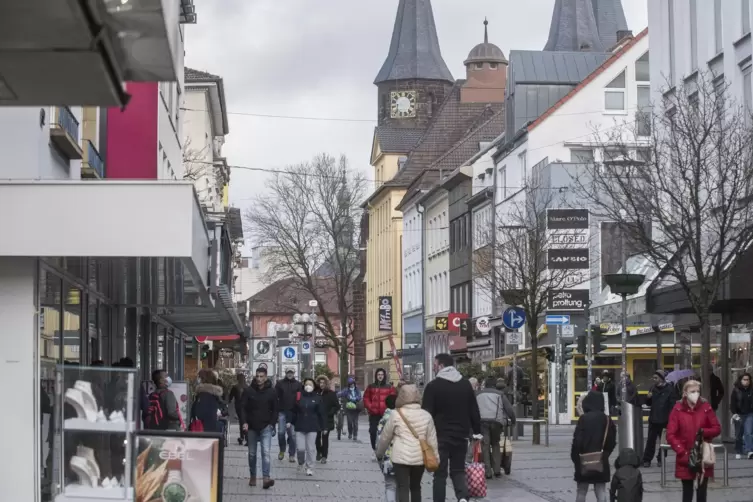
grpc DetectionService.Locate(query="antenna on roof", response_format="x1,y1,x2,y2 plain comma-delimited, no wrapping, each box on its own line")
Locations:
483,17,489,44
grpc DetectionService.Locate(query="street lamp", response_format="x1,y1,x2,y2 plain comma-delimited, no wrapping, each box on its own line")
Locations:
293,309,317,379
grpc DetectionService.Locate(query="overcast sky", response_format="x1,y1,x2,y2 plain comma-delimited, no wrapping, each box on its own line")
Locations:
184,0,648,249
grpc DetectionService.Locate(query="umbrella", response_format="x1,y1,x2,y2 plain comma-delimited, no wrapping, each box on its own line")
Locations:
665,369,696,383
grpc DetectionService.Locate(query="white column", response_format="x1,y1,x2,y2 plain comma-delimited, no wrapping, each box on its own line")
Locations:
0,257,37,500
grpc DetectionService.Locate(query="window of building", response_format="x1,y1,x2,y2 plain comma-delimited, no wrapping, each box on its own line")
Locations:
489,63,499,70
714,0,723,53
604,70,627,111
744,66,752,125
636,86,651,137
690,0,698,70
315,352,327,365
518,152,527,183
745,0,752,35
668,0,675,84
498,166,507,199
570,149,594,163
635,52,650,83
714,76,726,119
475,63,484,70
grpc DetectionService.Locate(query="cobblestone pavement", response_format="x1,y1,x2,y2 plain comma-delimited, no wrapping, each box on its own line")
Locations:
221,419,551,501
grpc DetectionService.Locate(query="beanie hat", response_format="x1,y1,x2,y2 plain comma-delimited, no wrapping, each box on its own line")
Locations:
654,370,666,380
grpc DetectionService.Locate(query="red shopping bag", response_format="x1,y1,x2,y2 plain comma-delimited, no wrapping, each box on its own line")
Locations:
466,441,487,498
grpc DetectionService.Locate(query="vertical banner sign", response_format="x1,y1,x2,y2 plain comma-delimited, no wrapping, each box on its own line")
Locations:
546,208,590,311
378,296,393,332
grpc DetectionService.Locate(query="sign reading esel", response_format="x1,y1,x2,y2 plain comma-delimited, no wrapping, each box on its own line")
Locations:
378,296,393,331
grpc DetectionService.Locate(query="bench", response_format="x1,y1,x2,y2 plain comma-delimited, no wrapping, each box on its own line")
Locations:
515,418,549,447
659,443,728,487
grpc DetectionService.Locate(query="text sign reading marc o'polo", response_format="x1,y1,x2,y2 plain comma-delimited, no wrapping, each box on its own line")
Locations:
548,289,590,311
378,296,393,332
546,209,589,229
548,248,590,269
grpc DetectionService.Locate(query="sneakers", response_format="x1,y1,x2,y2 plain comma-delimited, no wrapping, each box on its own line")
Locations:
289,455,296,463
306,468,313,476
278,452,285,461
321,457,327,464
262,477,275,489
316,453,322,461
248,477,256,487
458,499,468,502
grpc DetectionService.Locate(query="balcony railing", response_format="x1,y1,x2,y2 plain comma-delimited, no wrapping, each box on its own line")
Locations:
49,106,83,160
55,106,79,143
82,140,105,178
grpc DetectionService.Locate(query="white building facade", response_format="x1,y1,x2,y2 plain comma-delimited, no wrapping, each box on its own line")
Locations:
400,201,424,379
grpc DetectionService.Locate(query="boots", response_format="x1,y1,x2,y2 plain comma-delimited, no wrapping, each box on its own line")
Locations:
263,477,275,489
248,477,256,487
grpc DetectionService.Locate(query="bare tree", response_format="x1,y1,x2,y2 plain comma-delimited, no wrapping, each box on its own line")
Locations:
571,74,753,397
473,172,578,435
182,137,209,181
245,154,366,387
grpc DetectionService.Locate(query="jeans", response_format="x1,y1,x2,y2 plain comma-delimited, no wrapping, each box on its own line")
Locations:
316,430,330,458
735,418,743,454
433,441,468,502
481,422,503,476
296,431,317,468
682,478,708,502
642,423,667,463
346,409,360,438
742,413,753,454
277,412,296,455
575,482,607,502
247,425,273,479
369,414,381,450
384,473,397,502
393,464,425,502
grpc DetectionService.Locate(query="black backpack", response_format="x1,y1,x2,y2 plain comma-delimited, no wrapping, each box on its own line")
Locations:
144,390,169,430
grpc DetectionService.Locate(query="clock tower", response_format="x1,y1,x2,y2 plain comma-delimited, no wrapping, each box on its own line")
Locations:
374,0,455,128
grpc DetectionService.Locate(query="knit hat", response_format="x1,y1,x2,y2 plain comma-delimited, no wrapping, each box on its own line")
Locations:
654,370,666,381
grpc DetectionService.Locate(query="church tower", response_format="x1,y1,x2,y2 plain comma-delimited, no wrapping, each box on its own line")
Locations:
544,0,629,52
374,0,455,128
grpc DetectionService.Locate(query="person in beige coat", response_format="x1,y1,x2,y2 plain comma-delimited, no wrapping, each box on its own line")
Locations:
376,384,438,502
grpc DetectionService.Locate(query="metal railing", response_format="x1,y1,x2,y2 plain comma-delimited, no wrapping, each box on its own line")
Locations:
84,140,105,178
515,418,549,447
54,106,79,143
659,442,728,487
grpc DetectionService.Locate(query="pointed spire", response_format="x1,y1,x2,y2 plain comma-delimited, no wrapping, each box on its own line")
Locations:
544,0,605,52
591,0,629,49
374,0,454,85
484,18,489,44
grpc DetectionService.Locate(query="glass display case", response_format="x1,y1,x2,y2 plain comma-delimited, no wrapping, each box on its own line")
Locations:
53,365,136,501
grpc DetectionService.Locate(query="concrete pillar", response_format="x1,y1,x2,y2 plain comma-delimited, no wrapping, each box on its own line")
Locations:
0,257,38,500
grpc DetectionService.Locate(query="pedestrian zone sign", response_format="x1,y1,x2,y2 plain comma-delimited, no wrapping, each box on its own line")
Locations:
281,346,298,363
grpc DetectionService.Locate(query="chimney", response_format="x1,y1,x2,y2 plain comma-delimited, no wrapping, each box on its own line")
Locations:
579,42,592,52
616,30,633,42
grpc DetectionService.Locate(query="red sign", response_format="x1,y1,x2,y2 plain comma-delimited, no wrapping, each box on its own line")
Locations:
449,335,467,352
448,313,468,333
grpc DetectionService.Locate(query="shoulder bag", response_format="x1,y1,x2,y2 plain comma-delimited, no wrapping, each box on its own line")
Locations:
397,408,439,472
579,416,609,475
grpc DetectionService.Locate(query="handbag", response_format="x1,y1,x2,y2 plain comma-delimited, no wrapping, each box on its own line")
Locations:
396,409,439,472
579,416,610,475
466,441,487,498
501,428,513,475
702,441,716,467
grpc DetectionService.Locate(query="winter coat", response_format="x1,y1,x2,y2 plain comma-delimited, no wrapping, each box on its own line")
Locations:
292,391,326,433
602,380,617,410
476,388,516,425
610,448,643,502
240,379,278,432
645,383,676,425
276,377,302,415
731,384,753,416
316,377,341,430
229,382,247,413
376,385,438,467
571,391,617,484
666,398,721,480
191,383,225,433
710,373,724,411
625,380,638,406
363,368,397,417
339,385,362,405
422,366,481,445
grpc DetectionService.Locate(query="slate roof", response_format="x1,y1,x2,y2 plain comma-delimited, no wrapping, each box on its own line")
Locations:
591,0,629,50
374,0,454,84
544,0,605,52
374,126,425,154
507,50,611,85
185,67,221,82
246,277,343,314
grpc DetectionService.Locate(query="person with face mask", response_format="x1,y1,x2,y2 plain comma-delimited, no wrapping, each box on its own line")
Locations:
338,377,362,440
291,378,326,476
730,372,753,459
642,370,676,467
666,380,721,502
363,368,397,451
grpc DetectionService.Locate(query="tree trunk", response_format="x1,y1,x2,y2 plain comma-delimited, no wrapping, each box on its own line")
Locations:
529,319,540,445
699,314,711,402
339,343,350,390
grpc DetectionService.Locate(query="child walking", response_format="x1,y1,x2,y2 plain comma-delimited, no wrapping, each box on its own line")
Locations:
376,395,397,502
610,448,643,502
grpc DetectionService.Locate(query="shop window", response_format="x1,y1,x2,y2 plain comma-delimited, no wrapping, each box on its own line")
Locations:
87,296,99,363
315,352,327,365
63,284,83,364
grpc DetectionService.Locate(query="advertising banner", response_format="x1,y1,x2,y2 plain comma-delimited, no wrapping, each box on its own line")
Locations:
134,430,224,502
378,296,393,331
547,289,590,311
169,381,190,431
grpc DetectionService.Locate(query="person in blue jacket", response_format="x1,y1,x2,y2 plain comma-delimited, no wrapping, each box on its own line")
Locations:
291,378,326,476
338,377,362,440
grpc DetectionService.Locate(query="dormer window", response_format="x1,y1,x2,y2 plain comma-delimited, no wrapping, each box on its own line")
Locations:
489,63,499,70
475,63,484,70
604,69,627,112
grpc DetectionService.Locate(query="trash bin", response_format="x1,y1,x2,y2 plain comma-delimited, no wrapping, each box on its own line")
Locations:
618,401,644,459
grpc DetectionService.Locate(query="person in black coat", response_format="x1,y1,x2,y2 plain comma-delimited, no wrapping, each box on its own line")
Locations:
240,367,278,488
610,448,643,502
642,370,676,467
314,375,340,463
292,378,326,475
191,369,225,433
709,364,725,411
571,391,617,502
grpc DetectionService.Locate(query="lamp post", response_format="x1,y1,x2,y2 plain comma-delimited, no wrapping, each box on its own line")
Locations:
293,303,318,379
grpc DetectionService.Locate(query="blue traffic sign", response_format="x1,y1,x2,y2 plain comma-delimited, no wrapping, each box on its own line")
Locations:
283,347,297,359
502,307,526,330
546,314,570,325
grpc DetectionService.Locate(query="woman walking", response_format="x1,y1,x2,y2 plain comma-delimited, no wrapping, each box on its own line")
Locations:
666,380,721,502
571,391,617,502
315,375,340,463
730,372,753,459
292,378,326,476
340,377,362,440
376,384,438,502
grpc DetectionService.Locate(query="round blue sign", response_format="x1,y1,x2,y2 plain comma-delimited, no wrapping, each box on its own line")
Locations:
283,347,296,359
502,307,526,330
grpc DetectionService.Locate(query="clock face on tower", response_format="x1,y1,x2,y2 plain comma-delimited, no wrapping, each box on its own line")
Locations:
390,90,417,118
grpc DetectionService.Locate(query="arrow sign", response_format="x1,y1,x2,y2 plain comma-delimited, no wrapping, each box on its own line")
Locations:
546,315,570,325
502,307,526,330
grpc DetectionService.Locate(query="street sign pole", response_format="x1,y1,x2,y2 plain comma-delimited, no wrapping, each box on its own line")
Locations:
555,324,561,425
585,302,593,390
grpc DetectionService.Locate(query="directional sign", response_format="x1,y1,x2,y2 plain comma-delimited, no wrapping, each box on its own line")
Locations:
502,307,526,330
301,341,311,354
281,346,298,363
546,314,570,325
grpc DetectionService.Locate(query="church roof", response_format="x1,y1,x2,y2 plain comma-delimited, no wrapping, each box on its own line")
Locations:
374,0,454,84
465,19,507,66
591,0,629,50
544,0,605,52
374,126,425,154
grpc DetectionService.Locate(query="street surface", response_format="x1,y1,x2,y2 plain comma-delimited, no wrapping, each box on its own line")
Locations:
221,420,753,501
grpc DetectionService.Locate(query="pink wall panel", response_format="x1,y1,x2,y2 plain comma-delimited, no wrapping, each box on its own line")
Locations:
106,82,158,179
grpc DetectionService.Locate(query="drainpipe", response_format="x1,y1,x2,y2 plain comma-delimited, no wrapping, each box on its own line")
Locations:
417,203,426,383
491,161,499,358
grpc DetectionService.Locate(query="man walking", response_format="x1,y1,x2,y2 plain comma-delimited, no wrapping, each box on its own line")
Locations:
275,369,301,462
228,372,248,445
363,368,397,451
476,376,515,478
423,353,481,502
642,370,675,467
240,367,278,489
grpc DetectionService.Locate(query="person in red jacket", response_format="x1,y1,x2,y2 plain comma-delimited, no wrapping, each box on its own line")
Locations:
666,379,721,502
363,368,397,451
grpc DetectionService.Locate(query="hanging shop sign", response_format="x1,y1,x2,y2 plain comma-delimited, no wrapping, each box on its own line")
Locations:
378,296,393,331
434,316,449,331
548,248,590,269
546,208,589,229
448,312,468,333
547,289,589,311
